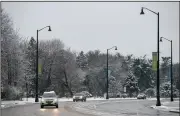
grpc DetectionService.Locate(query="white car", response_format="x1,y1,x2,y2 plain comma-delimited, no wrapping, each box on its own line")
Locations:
40,91,58,108
137,93,146,99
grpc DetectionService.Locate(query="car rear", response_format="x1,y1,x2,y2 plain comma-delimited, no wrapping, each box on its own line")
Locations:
73,93,86,102
137,94,146,99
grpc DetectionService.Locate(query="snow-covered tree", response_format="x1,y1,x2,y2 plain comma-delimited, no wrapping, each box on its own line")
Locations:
1,9,24,99
133,57,155,92
160,57,171,84
160,82,178,98
23,37,37,96
76,51,88,69
123,55,139,97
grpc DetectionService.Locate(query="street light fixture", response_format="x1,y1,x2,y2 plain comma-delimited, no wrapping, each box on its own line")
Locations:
35,25,52,102
48,26,52,31
140,8,144,15
140,7,161,106
106,46,117,99
160,37,173,102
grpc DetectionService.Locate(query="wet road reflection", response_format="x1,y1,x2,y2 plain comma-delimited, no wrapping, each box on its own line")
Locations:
2,102,85,116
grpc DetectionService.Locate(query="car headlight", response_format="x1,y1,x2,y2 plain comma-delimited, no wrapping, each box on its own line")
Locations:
52,99,57,102
80,96,83,99
41,99,45,102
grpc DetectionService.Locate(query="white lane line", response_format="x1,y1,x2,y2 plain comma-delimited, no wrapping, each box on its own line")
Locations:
136,99,139,116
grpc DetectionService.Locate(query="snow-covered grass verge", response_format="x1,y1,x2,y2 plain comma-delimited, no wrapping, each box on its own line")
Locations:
21,97,139,102
151,101,179,113
1,101,33,109
1,98,39,109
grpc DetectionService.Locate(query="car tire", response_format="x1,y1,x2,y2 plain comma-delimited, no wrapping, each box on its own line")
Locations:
56,105,58,108
73,100,75,102
41,105,44,108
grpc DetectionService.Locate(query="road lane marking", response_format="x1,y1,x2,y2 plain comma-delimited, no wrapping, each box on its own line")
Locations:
136,99,139,116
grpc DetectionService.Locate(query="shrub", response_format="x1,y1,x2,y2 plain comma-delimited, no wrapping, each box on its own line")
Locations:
3,86,23,100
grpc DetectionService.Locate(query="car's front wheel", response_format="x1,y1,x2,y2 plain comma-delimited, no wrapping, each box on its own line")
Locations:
56,105,58,108
41,105,44,108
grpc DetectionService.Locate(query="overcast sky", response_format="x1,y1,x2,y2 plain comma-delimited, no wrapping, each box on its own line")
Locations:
2,2,179,63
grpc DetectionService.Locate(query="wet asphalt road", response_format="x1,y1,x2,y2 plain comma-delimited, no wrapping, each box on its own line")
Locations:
1,102,86,116
1,99,179,116
96,99,179,116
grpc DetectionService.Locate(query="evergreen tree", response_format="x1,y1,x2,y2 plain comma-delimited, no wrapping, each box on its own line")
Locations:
133,57,155,92
76,51,88,69
24,37,36,96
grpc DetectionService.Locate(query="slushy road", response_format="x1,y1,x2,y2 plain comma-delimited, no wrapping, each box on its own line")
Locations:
1,99,179,116
1,102,89,116
95,99,179,116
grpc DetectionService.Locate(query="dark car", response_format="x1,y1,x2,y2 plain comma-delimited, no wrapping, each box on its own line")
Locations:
73,93,86,102
121,93,128,98
137,93,146,99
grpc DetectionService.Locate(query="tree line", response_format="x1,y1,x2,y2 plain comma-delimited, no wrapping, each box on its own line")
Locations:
1,9,179,100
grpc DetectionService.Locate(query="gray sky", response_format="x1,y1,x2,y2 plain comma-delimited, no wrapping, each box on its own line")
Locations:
2,2,179,63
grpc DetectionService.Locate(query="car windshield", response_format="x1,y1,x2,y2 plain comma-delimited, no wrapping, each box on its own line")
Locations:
75,93,83,96
42,93,56,98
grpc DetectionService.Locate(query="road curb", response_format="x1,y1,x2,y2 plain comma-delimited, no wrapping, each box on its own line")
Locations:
169,110,180,113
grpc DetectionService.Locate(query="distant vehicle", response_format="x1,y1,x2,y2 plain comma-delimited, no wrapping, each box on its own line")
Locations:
116,93,121,98
40,91,58,108
80,91,92,98
137,93,146,99
73,93,86,102
121,93,128,98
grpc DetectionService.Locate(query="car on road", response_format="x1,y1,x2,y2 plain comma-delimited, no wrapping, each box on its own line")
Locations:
40,91,58,108
73,93,86,102
137,93,146,99
121,93,128,98
80,91,92,98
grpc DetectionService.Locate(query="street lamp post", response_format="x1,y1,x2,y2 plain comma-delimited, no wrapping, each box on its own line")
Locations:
35,26,51,102
106,46,117,99
160,37,173,102
140,7,161,106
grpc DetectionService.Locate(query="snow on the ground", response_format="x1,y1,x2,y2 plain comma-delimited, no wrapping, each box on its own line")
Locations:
151,101,180,113
1,98,38,109
3,97,156,104
147,98,166,100
1,104,5,108
151,105,169,111
151,105,179,112
2,97,171,109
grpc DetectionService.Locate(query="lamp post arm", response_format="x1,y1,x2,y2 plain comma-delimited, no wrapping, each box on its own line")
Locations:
142,7,158,15
38,26,49,32
108,46,116,50
161,37,171,42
